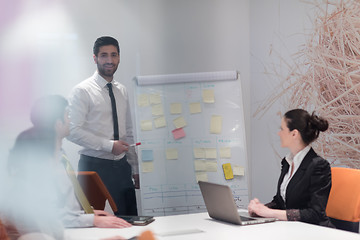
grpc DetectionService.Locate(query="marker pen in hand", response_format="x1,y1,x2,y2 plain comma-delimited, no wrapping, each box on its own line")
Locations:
129,142,141,147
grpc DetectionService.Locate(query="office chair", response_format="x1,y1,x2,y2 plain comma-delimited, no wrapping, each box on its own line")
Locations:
77,171,118,214
138,230,155,240
0,218,20,240
0,219,10,240
326,167,360,233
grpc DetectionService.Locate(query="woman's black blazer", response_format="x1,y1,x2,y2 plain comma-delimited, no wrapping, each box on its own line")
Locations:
268,147,333,227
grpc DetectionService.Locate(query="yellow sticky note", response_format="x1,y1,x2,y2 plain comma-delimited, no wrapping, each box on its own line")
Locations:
141,120,153,131
206,161,218,172
205,148,217,159
210,115,222,134
173,116,187,128
170,103,182,114
166,148,178,160
142,162,154,173
202,89,215,103
220,147,231,158
154,116,166,128
137,94,149,107
233,165,245,176
152,104,164,116
194,148,205,159
222,163,234,180
149,93,162,104
194,160,207,171
189,102,202,114
196,172,208,182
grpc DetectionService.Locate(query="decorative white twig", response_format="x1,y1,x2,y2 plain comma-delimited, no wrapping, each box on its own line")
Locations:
256,0,360,168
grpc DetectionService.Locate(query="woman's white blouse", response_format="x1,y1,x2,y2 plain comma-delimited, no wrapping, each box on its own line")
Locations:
280,145,311,202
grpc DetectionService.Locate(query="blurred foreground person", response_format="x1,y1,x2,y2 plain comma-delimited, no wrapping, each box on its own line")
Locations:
4,95,130,239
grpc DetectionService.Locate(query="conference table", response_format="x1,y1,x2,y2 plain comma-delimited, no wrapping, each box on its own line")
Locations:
65,211,360,240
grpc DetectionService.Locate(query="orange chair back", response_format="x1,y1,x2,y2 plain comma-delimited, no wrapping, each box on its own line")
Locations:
326,167,360,222
77,171,118,213
0,219,20,240
138,230,156,240
0,219,9,240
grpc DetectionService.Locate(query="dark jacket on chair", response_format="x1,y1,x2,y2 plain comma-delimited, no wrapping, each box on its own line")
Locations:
267,148,334,227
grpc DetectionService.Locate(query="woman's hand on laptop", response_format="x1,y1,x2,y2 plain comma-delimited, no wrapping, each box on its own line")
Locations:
248,198,268,217
248,198,287,220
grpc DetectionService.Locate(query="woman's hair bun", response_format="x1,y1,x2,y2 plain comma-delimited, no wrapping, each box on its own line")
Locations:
309,112,329,132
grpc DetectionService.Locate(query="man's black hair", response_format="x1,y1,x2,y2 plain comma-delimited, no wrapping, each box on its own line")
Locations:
93,36,120,56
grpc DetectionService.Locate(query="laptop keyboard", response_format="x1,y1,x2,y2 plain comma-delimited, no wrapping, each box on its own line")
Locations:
240,215,256,221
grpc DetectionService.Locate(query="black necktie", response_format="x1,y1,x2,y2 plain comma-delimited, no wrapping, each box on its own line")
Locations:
107,83,119,140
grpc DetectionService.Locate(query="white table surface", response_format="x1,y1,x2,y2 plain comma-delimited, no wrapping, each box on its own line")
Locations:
65,212,360,240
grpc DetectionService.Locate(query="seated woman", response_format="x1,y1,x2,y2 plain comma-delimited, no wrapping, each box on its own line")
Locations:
248,109,334,227
6,95,131,239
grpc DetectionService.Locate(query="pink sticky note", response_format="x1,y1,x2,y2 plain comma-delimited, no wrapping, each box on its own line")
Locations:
172,128,186,140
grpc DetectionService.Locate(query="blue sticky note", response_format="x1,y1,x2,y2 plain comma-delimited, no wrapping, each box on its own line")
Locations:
142,150,154,162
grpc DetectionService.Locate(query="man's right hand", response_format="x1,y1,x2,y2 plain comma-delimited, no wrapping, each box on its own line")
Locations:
112,140,129,155
93,215,132,228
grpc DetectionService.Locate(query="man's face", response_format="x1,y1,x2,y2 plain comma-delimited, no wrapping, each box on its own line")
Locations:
94,45,120,81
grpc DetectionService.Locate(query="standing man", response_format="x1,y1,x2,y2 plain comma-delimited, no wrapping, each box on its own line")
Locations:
68,36,139,215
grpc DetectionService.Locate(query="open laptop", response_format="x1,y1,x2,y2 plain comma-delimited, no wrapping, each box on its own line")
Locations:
198,181,276,225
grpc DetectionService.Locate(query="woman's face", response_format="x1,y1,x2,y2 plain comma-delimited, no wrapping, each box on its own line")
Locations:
57,109,70,139
63,110,70,137
278,117,293,148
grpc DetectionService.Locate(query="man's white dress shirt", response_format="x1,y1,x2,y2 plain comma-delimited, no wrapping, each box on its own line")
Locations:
67,71,138,173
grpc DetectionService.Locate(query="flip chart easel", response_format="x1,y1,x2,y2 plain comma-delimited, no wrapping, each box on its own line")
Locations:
133,71,249,216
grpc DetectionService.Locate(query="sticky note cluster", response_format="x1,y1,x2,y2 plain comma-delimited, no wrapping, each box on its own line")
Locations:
138,93,166,132
193,148,217,159
136,87,238,181
141,149,154,173
194,160,217,172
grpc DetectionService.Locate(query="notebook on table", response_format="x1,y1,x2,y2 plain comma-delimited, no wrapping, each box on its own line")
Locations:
198,181,276,225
